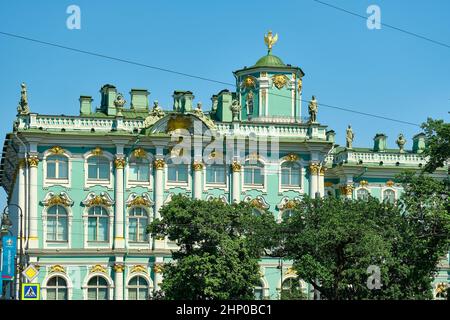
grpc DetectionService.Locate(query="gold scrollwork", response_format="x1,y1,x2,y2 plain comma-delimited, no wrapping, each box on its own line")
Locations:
340,184,354,196
49,146,64,154
90,264,107,274
242,76,256,89
360,180,369,187
127,196,151,208
133,148,147,158
272,74,288,90
91,147,103,156
49,265,66,274
166,115,192,133
284,154,299,162
130,265,148,274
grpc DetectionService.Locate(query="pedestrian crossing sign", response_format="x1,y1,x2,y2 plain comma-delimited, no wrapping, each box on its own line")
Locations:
22,283,40,300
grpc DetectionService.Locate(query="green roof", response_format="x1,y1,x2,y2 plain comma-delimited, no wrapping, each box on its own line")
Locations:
253,53,285,67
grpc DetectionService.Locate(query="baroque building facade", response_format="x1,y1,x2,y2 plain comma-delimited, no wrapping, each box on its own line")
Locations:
1,34,448,300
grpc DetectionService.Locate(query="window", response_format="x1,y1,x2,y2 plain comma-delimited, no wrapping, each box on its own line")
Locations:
46,276,68,300
129,158,150,182
128,276,149,300
87,276,109,300
281,162,301,187
167,160,188,183
87,156,110,180
281,209,294,221
383,189,395,203
206,165,226,184
47,205,68,242
87,206,109,242
356,189,370,201
129,207,149,243
281,278,303,300
254,281,264,300
244,161,264,186
46,155,68,179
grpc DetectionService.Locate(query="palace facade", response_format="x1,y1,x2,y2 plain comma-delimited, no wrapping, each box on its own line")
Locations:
0,35,448,300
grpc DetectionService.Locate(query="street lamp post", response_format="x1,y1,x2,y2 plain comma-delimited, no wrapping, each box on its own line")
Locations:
2,204,23,300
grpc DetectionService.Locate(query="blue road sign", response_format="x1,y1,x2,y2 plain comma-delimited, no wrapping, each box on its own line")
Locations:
22,283,40,300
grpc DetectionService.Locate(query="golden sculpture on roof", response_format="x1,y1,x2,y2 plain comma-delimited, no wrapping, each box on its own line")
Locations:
264,30,278,53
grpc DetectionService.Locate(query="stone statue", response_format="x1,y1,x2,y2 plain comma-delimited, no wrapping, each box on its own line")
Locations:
346,125,354,149
230,99,241,122
308,95,318,123
17,83,30,115
114,93,126,116
144,100,165,127
396,133,406,153
192,102,204,117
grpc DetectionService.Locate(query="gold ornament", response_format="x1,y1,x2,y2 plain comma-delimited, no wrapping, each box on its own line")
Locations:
297,78,303,93
360,180,369,187
272,74,287,90
243,76,256,89
319,167,327,176
127,196,151,208
49,265,66,274
285,267,297,275
154,159,165,170
86,195,111,207
133,148,147,158
324,182,334,188
91,147,103,156
153,263,164,274
309,163,320,175
46,195,71,207
130,265,148,274
192,162,204,171
264,30,278,53
49,146,64,154
166,115,192,133
231,161,242,172
386,180,395,187
90,265,107,274
340,184,354,196
27,156,39,167
113,263,125,273
284,154,299,162
114,157,126,169
18,158,26,169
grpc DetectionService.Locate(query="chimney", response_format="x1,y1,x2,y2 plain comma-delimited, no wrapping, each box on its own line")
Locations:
79,96,93,115
130,89,149,111
373,133,387,152
216,90,233,122
412,133,426,153
326,130,336,144
100,84,117,115
173,91,194,112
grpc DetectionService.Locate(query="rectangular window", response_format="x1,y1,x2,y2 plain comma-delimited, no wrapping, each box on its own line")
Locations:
168,165,188,183
206,165,225,184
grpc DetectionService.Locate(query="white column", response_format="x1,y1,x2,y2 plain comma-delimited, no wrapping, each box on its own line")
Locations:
153,159,165,219
27,155,39,248
153,257,164,294
193,162,203,199
309,163,319,199
231,162,241,203
18,159,25,246
113,262,124,300
318,167,326,197
114,156,125,249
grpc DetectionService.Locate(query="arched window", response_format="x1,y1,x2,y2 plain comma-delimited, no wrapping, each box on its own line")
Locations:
47,205,68,242
167,159,188,183
87,276,109,300
129,207,149,243
46,155,68,179
206,164,226,184
87,206,109,242
87,156,110,180
383,189,395,203
46,276,68,300
281,209,294,221
254,280,265,300
128,276,149,300
281,278,303,300
129,157,150,182
281,162,301,187
356,188,370,201
246,91,254,116
244,161,264,186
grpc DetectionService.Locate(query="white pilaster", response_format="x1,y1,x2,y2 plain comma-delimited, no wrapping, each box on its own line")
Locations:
193,162,203,199
27,155,39,248
154,159,165,219
318,167,326,197
309,162,319,199
231,162,241,203
113,262,125,300
114,156,125,249
153,257,164,293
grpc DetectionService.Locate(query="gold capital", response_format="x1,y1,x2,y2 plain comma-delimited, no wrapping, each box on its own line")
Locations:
114,157,126,169
192,162,204,171
113,263,125,273
154,159,165,170
309,163,320,175
231,161,242,172
27,156,39,167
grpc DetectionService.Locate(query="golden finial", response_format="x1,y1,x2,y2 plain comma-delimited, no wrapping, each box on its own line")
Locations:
264,30,278,54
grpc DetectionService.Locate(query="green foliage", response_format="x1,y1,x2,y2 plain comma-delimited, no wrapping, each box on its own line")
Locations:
421,118,450,173
148,195,277,300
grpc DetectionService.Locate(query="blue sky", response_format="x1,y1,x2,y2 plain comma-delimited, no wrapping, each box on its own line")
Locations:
0,0,449,203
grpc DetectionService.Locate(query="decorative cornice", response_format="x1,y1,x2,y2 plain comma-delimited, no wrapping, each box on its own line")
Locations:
340,184,354,196
49,146,65,155
42,191,74,207
231,161,242,172
82,192,115,208
284,153,299,162
114,157,126,169
130,265,148,274
154,159,165,170
133,148,147,158
126,192,153,207
113,263,125,273
90,264,107,274
27,155,39,167
49,265,66,274
309,163,320,175
192,162,204,171
153,263,164,274
91,147,103,156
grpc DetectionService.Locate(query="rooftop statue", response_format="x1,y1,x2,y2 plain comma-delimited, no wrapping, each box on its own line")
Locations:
192,102,204,117
264,30,278,54
144,100,165,127
396,133,406,153
346,125,354,149
308,95,318,123
230,99,241,122
17,83,30,115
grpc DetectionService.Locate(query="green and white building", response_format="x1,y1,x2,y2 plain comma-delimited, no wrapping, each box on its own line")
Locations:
0,35,448,300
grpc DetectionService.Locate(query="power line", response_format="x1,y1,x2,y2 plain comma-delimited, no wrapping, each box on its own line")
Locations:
311,0,450,50
0,30,419,127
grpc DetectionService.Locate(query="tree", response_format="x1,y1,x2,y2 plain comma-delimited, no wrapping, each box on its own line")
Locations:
421,118,450,173
148,195,277,300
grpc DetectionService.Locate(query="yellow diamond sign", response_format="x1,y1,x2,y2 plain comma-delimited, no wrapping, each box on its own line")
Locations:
23,265,39,282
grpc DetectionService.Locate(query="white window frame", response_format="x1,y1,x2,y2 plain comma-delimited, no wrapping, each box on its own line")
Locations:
126,153,154,189
43,149,72,188
278,159,305,193
126,206,152,247
241,156,267,193
83,150,114,189
355,187,370,201
82,273,114,300
83,205,113,249
125,274,153,300
204,163,228,190
165,157,191,190
381,187,397,203
42,272,73,300
42,204,73,250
